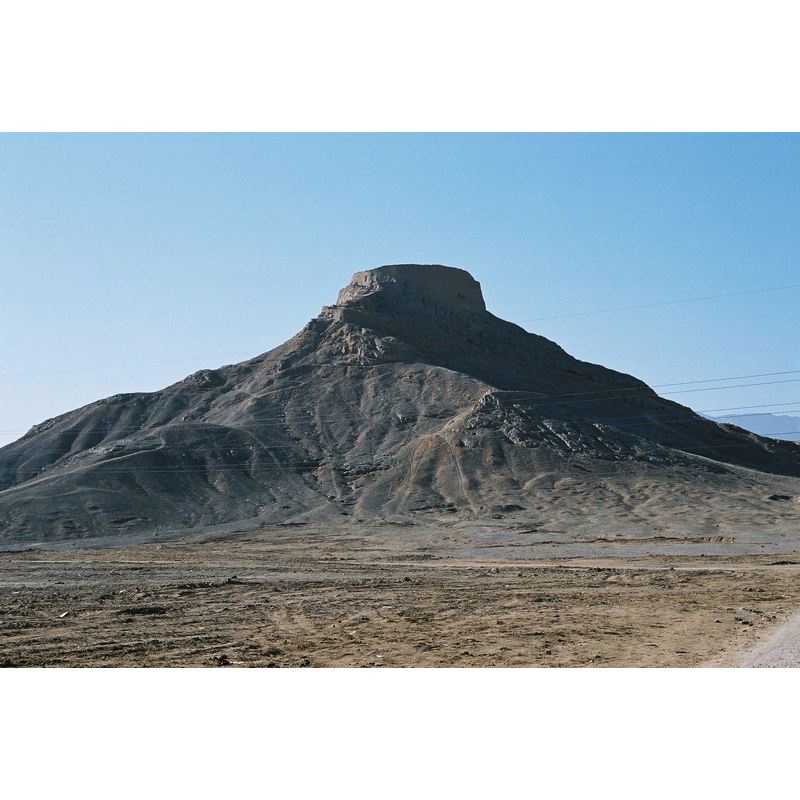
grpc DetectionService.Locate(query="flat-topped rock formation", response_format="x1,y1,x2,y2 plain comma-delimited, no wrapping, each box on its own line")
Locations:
1,264,799,544
336,264,487,312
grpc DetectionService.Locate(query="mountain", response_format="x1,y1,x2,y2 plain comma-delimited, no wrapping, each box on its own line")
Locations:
1,264,799,544
710,413,800,442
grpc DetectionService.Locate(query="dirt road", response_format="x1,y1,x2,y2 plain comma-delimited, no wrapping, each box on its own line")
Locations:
715,608,800,667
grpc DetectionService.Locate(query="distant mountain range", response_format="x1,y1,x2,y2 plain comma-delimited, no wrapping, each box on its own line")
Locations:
709,413,800,442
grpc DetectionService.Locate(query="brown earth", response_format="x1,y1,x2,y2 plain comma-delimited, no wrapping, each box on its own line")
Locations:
3,525,799,668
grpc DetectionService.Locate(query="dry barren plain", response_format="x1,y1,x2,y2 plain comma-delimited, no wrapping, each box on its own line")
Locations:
2,524,800,668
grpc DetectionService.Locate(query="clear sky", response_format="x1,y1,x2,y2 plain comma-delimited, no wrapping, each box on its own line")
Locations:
1,133,798,447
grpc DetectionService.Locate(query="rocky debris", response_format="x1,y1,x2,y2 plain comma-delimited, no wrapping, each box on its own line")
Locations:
187,369,226,389
118,605,168,616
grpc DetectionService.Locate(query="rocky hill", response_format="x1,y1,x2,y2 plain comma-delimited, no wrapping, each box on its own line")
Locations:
1,264,799,543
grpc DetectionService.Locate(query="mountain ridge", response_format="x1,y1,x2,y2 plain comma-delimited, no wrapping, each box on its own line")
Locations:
2,264,799,544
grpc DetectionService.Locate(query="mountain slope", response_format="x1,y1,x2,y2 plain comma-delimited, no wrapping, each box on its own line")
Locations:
1,264,799,543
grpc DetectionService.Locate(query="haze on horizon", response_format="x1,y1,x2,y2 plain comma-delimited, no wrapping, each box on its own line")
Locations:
1,133,798,447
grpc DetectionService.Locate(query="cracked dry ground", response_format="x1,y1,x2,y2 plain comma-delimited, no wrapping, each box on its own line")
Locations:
2,535,800,667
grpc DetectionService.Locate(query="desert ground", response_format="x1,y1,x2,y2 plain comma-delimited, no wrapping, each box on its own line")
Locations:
2,523,799,668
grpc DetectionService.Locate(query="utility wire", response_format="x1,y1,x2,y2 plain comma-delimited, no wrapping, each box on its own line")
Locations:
662,377,800,394
3,397,799,436
15,413,800,458
652,369,800,388
0,352,262,380
2,282,799,380
3,373,800,439
8,431,800,478
5,398,800,461
702,400,800,413
517,283,800,323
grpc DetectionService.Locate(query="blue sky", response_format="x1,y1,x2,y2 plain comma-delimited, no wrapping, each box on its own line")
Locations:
1,133,798,446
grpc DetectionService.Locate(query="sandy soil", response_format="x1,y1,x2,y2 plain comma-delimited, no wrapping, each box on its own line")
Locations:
2,525,800,667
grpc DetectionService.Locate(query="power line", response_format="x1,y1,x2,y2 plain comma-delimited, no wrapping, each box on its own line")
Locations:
3,373,800,439
3,359,800,455
662,377,800,395
3,397,799,437
5,404,800,461
8,429,800,478
14,410,800,459
517,283,800,323
5,395,799,477
702,400,800,413
0,352,262,380
652,369,800,388
2,281,798,380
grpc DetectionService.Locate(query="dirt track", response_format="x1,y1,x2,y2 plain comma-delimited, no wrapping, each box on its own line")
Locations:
717,608,800,667
3,526,800,667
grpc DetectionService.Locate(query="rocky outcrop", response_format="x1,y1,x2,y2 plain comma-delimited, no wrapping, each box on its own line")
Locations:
335,264,486,313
